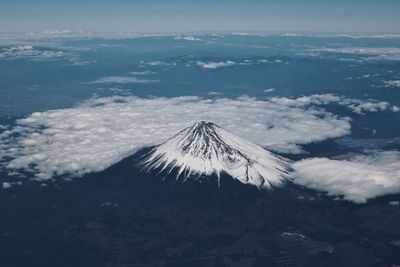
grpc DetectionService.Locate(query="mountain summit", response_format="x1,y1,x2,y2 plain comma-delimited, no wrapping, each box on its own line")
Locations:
142,121,290,188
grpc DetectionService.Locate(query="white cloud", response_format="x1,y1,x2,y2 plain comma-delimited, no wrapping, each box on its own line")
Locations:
129,71,155,75
196,60,236,69
310,47,400,61
2,181,22,189
208,91,224,95
231,32,252,36
264,88,275,93
0,45,66,61
0,44,91,65
392,106,400,112
146,61,175,67
5,45,33,51
345,101,389,114
293,151,400,203
258,59,269,63
174,35,202,41
1,30,165,42
88,76,159,84
2,182,12,189
26,30,87,38
336,34,400,39
270,94,391,115
384,80,400,88
1,32,398,45
238,59,253,66
0,95,351,180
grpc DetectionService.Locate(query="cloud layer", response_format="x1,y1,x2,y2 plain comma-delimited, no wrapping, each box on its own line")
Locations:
0,95,351,180
271,94,392,115
293,151,400,203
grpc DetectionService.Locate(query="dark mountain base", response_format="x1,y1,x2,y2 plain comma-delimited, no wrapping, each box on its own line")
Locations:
1,153,400,267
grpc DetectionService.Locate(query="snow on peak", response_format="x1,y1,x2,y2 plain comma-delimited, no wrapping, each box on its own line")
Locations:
141,121,290,188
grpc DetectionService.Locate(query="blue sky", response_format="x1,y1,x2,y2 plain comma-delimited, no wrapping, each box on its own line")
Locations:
1,0,399,33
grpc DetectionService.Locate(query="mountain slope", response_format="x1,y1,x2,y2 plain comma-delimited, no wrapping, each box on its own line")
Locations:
141,121,290,188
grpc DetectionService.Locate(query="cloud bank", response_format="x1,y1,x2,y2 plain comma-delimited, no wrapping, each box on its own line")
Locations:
293,151,400,203
0,95,351,180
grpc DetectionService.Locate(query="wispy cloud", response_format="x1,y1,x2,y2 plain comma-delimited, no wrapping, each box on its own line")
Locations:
264,88,275,93
208,91,224,95
129,71,155,75
0,45,65,61
174,35,202,41
335,34,400,39
0,95,351,180
146,61,175,67
310,47,400,61
293,151,400,203
0,44,92,65
88,76,159,84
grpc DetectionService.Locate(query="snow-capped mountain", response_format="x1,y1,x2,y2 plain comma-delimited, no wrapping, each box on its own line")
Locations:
141,121,290,188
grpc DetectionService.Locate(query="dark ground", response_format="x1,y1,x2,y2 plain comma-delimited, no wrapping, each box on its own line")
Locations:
1,150,400,267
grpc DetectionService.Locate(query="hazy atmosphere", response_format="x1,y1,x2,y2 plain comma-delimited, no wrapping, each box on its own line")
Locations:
1,0,400,33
